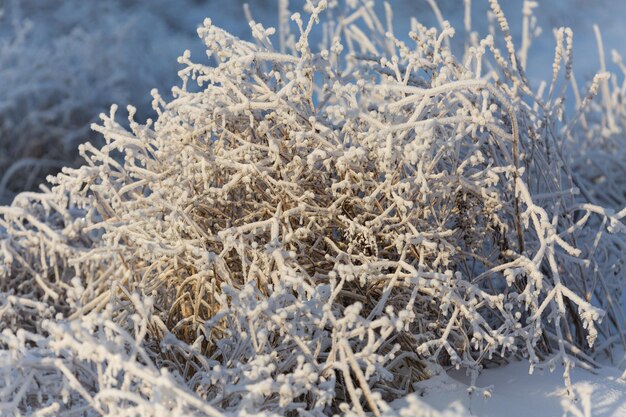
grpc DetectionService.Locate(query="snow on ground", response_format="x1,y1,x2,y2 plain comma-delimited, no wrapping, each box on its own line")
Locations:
399,361,626,417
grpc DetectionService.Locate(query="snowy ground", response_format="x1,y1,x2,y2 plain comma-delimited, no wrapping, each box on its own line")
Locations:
403,361,626,417
2,1,626,416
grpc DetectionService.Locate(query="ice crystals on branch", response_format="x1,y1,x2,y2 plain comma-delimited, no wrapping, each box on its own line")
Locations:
1,0,625,416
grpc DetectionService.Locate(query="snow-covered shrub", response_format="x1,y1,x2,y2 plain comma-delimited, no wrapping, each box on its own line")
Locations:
1,0,625,416
567,27,626,211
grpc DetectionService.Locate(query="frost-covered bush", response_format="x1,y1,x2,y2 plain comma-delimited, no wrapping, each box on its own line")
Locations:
1,0,625,416
567,27,626,211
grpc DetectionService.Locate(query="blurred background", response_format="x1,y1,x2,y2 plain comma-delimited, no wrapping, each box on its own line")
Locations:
0,0,622,204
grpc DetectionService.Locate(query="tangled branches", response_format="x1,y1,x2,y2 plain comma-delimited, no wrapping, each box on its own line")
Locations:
1,0,625,416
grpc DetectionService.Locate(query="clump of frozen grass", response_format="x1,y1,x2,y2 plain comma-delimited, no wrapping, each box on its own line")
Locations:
1,0,625,415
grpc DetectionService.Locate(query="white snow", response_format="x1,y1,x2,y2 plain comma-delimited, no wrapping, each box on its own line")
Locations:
400,360,626,417
1,1,626,416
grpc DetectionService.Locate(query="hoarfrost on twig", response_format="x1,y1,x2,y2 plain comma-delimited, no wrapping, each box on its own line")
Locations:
0,1,625,416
